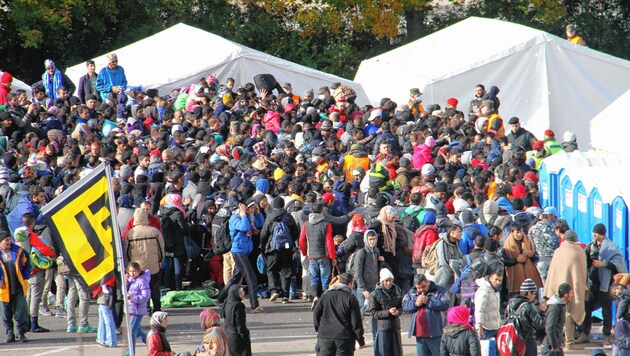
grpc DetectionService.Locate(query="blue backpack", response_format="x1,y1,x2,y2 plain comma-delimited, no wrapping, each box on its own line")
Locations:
270,216,292,251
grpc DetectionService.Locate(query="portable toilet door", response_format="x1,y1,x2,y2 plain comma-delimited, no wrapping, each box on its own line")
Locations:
573,181,590,246
538,162,559,208
588,187,610,243
559,175,574,231
611,196,629,264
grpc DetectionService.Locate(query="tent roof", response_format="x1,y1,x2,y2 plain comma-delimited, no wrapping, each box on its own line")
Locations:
354,17,630,147
590,88,630,159
66,23,368,103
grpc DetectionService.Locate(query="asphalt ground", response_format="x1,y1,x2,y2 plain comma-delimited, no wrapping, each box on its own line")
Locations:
2,297,608,356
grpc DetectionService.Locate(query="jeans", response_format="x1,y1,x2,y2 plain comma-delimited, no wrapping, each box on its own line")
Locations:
97,304,117,347
149,272,162,312
128,314,146,354
354,287,377,338
163,255,186,291
0,290,29,334
27,270,45,317
308,258,332,298
67,276,91,327
218,253,260,309
416,336,441,356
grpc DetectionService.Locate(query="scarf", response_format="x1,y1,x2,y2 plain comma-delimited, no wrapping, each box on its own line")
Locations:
347,213,367,237
200,308,227,355
164,193,186,217
147,311,171,352
598,238,628,292
42,67,63,101
446,306,474,330
377,205,397,256
503,234,543,292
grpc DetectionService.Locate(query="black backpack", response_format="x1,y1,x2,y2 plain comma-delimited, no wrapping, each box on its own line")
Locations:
401,209,423,233
211,208,232,255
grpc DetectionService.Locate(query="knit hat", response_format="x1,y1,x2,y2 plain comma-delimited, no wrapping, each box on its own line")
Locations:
461,209,475,225
484,238,499,252
119,164,132,179
0,72,12,84
520,278,537,293
564,230,578,242
421,163,436,176
593,223,606,236
399,156,411,169
379,268,394,283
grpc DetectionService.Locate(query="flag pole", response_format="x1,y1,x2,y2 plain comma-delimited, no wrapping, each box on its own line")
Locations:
105,164,135,356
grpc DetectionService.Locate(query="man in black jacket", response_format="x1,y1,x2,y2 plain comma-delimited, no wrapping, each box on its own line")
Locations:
507,278,546,356
313,273,366,355
260,197,300,304
506,117,537,152
542,283,572,356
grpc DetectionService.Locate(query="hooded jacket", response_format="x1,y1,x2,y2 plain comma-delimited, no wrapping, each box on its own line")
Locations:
543,294,566,350
229,212,253,255
474,277,501,331
507,294,545,341
313,282,365,346
259,208,300,254
124,209,165,274
434,233,463,289
299,213,334,260
353,230,380,290
440,324,481,356
127,269,151,315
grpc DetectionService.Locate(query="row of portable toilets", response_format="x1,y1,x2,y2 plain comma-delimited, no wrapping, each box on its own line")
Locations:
538,150,630,265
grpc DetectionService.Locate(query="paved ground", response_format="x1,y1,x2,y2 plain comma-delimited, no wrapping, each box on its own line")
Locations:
3,297,610,356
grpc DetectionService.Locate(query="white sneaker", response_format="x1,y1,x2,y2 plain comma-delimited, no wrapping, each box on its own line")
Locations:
269,292,280,302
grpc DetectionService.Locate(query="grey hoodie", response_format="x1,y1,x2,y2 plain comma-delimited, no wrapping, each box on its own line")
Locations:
354,230,380,290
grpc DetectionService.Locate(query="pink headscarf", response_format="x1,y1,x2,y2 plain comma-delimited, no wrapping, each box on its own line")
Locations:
165,193,186,217
446,306,473,330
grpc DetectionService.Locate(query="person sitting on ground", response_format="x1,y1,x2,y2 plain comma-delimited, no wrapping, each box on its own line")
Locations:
147,311,192,356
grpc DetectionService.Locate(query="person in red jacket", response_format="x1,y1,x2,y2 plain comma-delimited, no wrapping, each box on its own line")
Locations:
147,311,191,356
411,211,439,275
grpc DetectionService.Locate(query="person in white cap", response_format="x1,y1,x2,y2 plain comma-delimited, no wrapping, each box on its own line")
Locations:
369,268,403,355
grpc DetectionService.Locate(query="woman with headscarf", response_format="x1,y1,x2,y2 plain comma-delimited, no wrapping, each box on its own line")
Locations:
440,306,481,356
159,193,190,291
372,205,398,276
221,285,252,356
147,311,191,356
369,268,403,356
196,308,227,356
41,59,76,100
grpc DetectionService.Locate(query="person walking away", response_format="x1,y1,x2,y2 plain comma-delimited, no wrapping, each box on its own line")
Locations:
222,285,252,356
440,306,481,356
0,231,30,343
541,283,573,356
369,269,403,356
313,273,366,355
544,230,587,351
96,284,117,348
147,311,191,356
402,273,449,356
507,278,546,356
581,223,627,348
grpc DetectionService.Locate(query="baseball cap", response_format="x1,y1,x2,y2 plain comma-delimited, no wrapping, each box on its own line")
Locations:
322,192,337,203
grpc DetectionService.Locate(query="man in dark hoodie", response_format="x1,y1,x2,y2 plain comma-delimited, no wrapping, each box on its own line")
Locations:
299,202,336,310
260,197,300,304
313,273,366,355
542,283,572,356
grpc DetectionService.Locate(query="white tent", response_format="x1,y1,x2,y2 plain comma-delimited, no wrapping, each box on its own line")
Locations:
0,71,32,99
590,89,630,159
66,23,368,104
354,17,630,147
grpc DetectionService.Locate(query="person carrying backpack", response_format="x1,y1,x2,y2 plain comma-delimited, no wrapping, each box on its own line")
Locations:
505,278,546,356
399,192,426,233
259,197,300,304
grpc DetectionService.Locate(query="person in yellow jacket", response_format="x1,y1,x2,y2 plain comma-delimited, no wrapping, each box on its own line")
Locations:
543,129,565,156
526,140,547,171
566,24,587,46
481,100,505,137
0,231,31,342
342,144,370,183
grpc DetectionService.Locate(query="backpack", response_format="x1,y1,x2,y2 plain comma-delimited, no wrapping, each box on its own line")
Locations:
497,305,527,356
270,216,292,251
401,209,423,233
421,239,442,275
211,208,232,255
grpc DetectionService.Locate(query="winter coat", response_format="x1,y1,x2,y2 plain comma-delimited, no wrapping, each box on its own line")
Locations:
259,209,300,254
0,243,31,303
229,213,253,255
126,269,151,315
7,193,44,236
124,210,165,275
507,294,546,341
440,324,481,356
369,282,403,332
460,223,489,256
412,143,433,171
299,213,335,260
474,277,501,331
159,206,189,257
403,282,450,338
263,110,281,134
434,233,463,289
354,232,380,290
412,224,438,266
313,283,365,346
543,294,566,350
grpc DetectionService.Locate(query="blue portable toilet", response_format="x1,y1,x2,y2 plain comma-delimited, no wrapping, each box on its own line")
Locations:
538,162,562,209
589,187,610,239
572,181,590,245
559,175,574,230
611,196,629,264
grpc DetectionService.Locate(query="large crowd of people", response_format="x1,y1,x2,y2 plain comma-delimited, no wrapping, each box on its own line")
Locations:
0,46,628,356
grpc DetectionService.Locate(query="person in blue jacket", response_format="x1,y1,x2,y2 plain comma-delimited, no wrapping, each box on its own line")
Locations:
0,231,32,343
95,53,127,101
6,185,45,236
402,273,450,356
459,209,489,255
